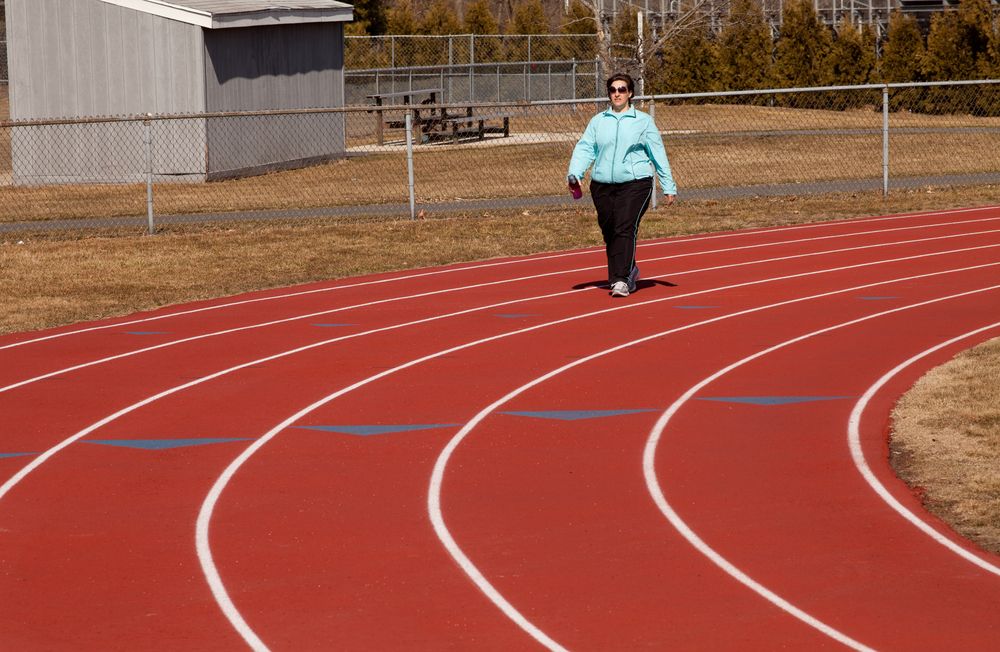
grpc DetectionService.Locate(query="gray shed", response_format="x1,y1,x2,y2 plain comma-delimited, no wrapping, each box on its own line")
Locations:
4,0,354,184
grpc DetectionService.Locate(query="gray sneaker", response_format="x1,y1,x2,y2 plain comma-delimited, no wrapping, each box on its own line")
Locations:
627,264,640,293
610,281,630,297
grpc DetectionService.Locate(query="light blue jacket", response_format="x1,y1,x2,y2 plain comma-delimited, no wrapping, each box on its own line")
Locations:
568,106,677,195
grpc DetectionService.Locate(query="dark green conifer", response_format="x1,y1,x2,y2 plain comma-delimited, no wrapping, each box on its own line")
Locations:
717,0,774,93
773,0,834,105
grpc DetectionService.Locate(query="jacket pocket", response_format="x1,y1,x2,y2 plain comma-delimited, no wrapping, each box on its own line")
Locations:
631,157,653,179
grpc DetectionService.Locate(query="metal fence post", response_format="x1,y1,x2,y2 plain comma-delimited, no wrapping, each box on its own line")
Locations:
405,110,416,220
595,56,602,110
143,114,155,235
649,100,657,210
882,85,890,197
571,59,577,111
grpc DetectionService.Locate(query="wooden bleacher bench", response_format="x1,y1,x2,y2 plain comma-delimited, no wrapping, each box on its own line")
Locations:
437,111,513,143
366,88,443,145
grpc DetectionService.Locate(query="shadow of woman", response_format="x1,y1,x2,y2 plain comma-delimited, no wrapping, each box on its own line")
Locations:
572,279,677,291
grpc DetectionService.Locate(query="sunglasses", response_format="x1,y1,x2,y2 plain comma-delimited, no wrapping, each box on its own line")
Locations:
610,86,629,94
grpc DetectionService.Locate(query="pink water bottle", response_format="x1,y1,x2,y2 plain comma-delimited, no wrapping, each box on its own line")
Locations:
568,175,582,200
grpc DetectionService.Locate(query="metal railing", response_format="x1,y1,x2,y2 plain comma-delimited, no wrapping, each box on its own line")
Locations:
2,79,999,236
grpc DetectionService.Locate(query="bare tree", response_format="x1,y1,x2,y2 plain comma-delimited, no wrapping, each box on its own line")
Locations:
567,0,733,89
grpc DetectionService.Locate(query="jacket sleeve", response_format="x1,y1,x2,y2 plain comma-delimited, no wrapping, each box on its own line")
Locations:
567,116,599,182
643,115,677,195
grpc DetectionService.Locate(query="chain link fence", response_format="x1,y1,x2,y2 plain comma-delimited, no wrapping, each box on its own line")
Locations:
2,80,999,237
345,34,601,104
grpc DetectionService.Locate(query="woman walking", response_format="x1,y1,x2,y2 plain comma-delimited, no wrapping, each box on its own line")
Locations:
567,73,676,297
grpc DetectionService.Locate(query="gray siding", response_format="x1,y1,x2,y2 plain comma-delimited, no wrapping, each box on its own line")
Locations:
204,22,346,177
8,0,208,184
7,0,205,119
204,22,343,112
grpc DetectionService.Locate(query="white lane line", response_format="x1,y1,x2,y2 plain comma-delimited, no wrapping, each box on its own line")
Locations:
207,263,1000,652
643,287,1000,650
7,220,1000,396
848,325,1000,577
2,205,992,351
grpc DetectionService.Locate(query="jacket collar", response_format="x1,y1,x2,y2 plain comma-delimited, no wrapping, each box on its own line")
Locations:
603,105,637,118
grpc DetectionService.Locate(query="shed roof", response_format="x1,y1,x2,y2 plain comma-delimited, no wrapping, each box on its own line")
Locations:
99,0,353,29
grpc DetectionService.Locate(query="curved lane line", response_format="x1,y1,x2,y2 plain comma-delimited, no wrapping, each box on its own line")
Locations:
848,324,1000,576
2,205,991,351
642,287,1000,650
211,265,1000,651
6,224,1000,396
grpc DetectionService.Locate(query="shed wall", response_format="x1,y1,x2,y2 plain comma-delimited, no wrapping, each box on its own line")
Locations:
204,22,346,177
204,22,344,111
6,0,208,184
7,0,206,119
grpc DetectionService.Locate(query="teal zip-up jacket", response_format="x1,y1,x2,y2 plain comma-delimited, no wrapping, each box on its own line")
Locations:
568,105,677,195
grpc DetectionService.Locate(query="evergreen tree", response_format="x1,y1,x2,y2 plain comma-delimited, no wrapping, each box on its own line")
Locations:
386,0,418,35
465,0,501,62
923,9,975,112
958,0,994,66
716,0,774,93
980,13,1000,115
879,10,925,112
822,18,876,109
825,19,876,85
419,0,463,35
880,10,924,83
465,0,499,34
773,0,834,102
507,0,553,61
554,0,597,61
508,0,550,34
651,24,719,96
347,0,388,35
985,10,1000,77
560,0,596,36
923,10,976,80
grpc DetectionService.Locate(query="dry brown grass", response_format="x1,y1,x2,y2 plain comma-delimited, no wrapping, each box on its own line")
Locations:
891,338,1000,555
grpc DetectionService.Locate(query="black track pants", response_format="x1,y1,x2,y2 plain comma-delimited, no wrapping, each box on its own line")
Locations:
590,177,653,284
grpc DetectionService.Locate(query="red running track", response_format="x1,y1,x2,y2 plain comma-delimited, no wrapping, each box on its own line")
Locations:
3,206,1000,650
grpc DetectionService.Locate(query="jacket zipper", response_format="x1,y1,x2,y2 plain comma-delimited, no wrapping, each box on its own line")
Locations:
611,114,622,182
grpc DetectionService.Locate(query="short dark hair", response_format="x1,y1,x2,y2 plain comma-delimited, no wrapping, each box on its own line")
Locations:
606,73,635,99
